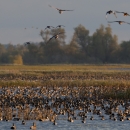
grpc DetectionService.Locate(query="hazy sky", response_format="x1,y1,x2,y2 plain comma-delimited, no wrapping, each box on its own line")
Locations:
0,0,130,44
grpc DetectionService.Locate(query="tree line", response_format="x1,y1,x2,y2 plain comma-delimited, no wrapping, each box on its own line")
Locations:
0,24,130,64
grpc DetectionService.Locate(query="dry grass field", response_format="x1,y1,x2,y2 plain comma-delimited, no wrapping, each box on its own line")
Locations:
0,64,130,99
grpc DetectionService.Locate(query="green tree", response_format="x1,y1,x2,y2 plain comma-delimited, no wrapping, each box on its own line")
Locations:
90,24,119,63
119,41,130,63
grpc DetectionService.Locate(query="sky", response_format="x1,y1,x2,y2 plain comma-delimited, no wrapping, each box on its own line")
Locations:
0,0,130,45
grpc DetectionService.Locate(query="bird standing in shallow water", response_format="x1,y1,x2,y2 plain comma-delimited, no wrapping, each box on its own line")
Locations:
49,5,73,14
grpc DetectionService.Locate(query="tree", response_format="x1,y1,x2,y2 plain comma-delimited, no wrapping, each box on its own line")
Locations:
70,24,91,63
119,41,130,63
90,24,119,63
9,55,23,65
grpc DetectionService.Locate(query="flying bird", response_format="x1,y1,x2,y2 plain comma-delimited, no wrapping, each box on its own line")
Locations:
49,5,73,14
44,26,55,30
56,25,65,28
115,11,130,16
106,10,117,20
46,32,64,43
25,42,31,45
108,21,130,25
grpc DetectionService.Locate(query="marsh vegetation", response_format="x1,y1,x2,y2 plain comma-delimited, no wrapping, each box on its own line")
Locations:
0,64,130,129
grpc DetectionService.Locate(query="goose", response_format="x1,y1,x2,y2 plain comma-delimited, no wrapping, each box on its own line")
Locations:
30,122,36,129
10,123,16,129
44,26,55,30
46,32,64,43
106,10,117,20
22,120,26,125
53,120,57,125
49,5,73,14
108,21,130,25
115,11,130,16
25,42,31,45
56,25,65,28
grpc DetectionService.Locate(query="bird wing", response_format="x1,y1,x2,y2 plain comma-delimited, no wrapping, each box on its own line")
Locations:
57,32,64,35
115,11,124,13
46,36,54,43
124,21,130,24
56,25,65,28
108,21,117,23
113,12,117,18
44,27,48,30
49,5,60,11
61,9,73,11
106,13,108,20
50,26,55,28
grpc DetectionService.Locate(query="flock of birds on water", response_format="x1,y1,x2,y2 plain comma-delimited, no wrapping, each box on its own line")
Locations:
0,85,130,130
25,5,130,45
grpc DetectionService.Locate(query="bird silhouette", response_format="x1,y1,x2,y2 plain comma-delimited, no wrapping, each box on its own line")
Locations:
56,25,65,28
115,11,130,16
49,5,73,14
106,10,117,20
44,26,55,30
108,21,130,25
25,42,31,45
46,32,64,43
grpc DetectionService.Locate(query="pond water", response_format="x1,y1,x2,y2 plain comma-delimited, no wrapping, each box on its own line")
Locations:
0,86,130,130
0,119,130,130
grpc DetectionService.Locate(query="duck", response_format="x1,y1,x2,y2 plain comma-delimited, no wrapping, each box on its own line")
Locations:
56,25,65,28
10,123,16,129
22,120,26,125
46,32,64,43
49,5,73,14
44,26,55,30
101,116,105,120
90,116,94,120
108,21,130,25
106,10,117,20
25,42,31,45
115,11,130,16
53,120,57,125
30,122,36,129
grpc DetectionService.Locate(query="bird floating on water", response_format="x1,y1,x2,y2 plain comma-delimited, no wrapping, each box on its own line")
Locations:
49,5,73,14
30,122,36,129
10,123,16,129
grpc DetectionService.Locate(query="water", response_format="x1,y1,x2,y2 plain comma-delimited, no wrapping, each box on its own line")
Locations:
0,118,130,130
